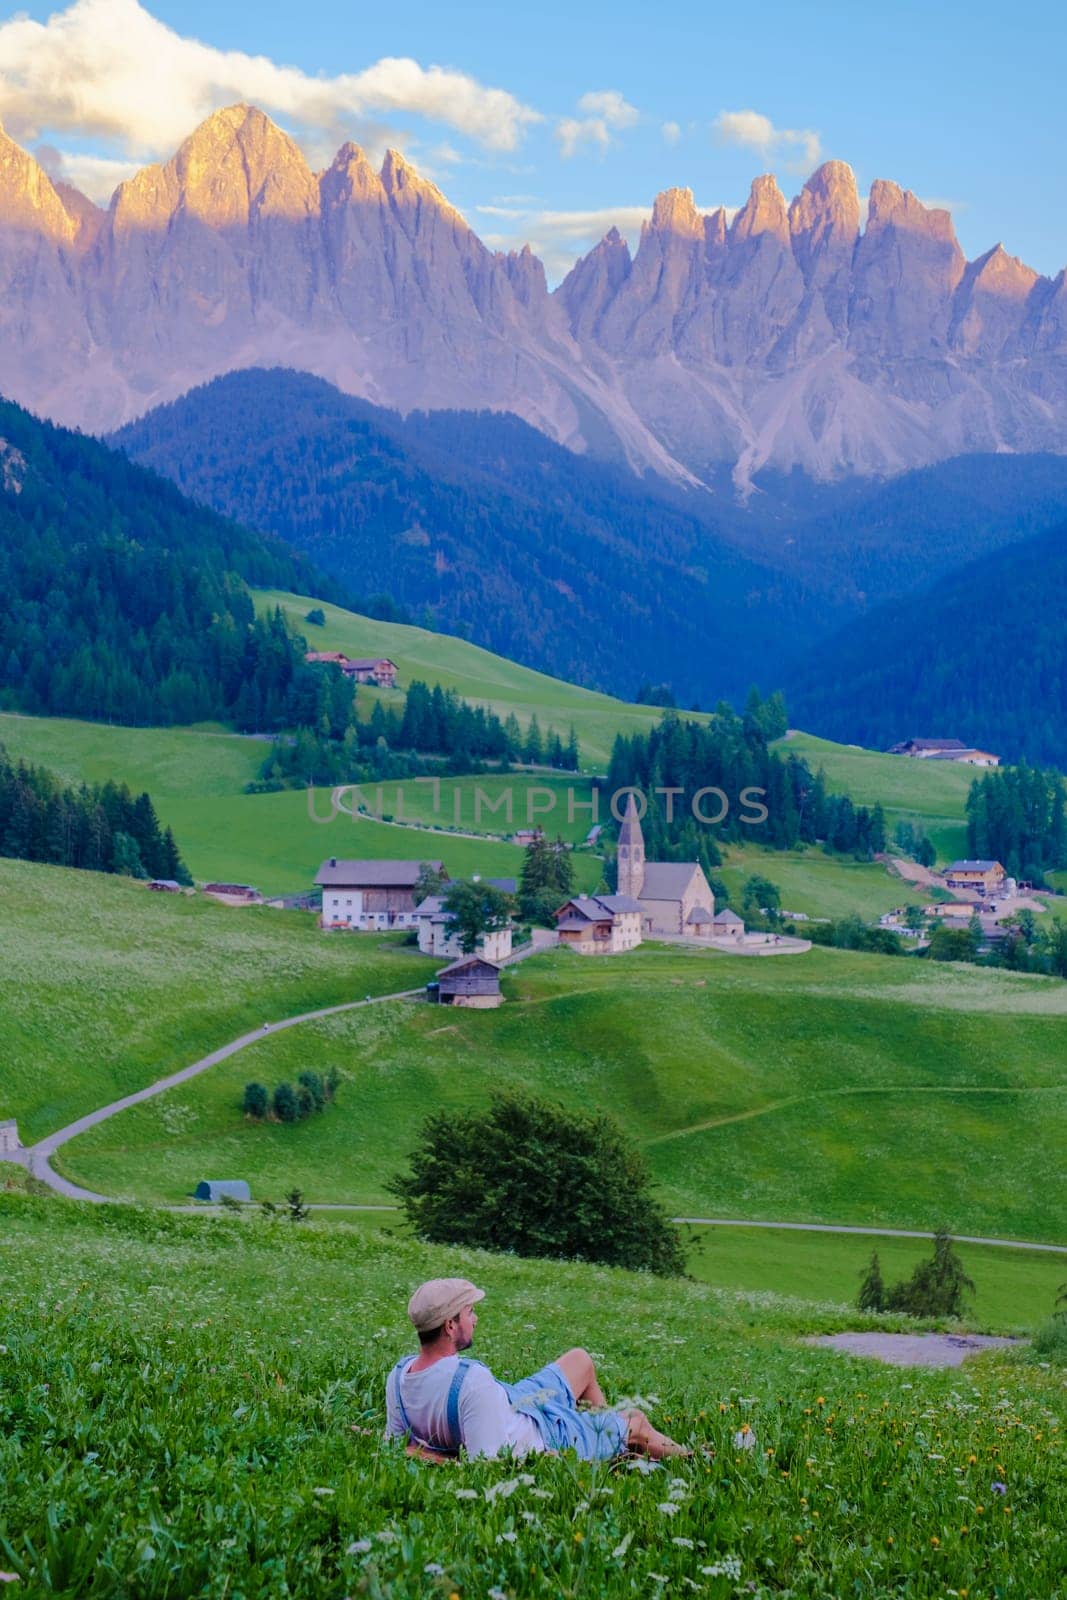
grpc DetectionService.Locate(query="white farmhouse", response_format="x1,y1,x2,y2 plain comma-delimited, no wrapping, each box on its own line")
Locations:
415,895,514,962
316,858,445,930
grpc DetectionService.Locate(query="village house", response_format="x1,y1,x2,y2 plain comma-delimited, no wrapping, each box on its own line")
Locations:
415,892,514,962
616,794,715,936
888,738,1000,766
554,894,644,955
712,908,746,941
316,858,445,929
433,956,504,1008
305,651,398,687
942,859,1007,896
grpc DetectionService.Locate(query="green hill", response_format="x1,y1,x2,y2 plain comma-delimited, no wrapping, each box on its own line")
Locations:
257,587,700,770
1,1199,1064,1598
10,859,1059,1244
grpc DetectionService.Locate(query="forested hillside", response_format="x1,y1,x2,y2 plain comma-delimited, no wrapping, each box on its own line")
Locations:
111,369,831,705
0,397,335,727
789,519,1067,764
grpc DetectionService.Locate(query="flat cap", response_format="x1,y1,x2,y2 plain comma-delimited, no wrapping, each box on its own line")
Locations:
407,1277,485,1333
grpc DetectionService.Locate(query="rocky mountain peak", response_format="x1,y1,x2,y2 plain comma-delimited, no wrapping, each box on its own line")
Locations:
866,179,958,246
789,161,860,251
649,186,703,239
380,148,469,232
320,142,383,207
54,181,106,250
0,124,76,243
969,242,1040,297
731,174,790,245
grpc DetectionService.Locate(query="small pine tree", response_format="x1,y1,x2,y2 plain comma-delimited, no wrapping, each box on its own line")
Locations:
857,1251,887,1312
287,1188,309,1222
242,1082,269,1119
298,1070,327,1112
272,1082,299,1123
325,1066,341,1102
887,1229,976,1318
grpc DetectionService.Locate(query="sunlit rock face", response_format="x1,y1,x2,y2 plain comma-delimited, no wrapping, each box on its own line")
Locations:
0,104,1065,485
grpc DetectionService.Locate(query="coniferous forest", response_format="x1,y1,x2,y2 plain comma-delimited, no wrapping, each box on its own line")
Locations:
0,743,190,881
0,396,333,729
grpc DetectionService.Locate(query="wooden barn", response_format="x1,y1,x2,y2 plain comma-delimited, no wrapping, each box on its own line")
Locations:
432,956,503,1009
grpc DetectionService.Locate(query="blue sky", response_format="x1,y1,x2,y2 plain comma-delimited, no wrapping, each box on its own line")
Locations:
1,0,1063,281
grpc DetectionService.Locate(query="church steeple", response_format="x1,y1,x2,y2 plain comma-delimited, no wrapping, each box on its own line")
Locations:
617,793,645,898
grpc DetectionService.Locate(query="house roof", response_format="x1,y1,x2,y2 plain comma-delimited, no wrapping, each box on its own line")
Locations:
946,860,1004,872
556,915,593,931
687,905,714,924
595,894,644,914
714,909,744,925
891,738,967,752
484,877,517,895
436,956,501,977
414,895,445,916
345,657,397,670
640,862,702,899
316,858,443,887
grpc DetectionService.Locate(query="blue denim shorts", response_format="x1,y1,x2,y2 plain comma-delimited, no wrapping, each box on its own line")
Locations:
502,1362,629,1461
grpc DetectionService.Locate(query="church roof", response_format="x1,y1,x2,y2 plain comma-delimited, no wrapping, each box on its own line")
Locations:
686,905,713,924
641,862,702,899
617,792,645,849
714,908,745,925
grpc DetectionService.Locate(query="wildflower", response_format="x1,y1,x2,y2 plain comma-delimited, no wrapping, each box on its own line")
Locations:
573,1532,584,1544
930,1536,940,1547
453,1488,479,1500
312,1487,335,1496
375,1531,398,1544
489,1590,507,1600
648,1576,669,1586
485,1478,521,1501
530,1488,552,1500
991,1481,1007,1495
657,1502,681,1516
346,1540,372,1555
627,1457,660,1474
424,1563,445,1576
968,1454,977,1464
886,1537,894,1546
816,1396,825,1406
733,1426,756,1451
793,1534,804,1545
495,1531,518,1545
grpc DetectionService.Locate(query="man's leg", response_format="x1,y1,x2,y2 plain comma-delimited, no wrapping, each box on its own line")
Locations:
623,1408,691,1459
553,1347,607,1408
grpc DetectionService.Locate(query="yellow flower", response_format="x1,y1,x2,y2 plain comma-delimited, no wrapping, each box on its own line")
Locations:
960,1525,969,1535
573,1531,584,1544
886,1536,894,1546
930,1536,940,1548
968,1454,977,1465
816,1396,826,1406
976,1505,984,1515
793,1534,804,1545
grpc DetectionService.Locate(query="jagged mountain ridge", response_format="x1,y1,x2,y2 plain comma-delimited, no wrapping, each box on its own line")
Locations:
1,103,1065,485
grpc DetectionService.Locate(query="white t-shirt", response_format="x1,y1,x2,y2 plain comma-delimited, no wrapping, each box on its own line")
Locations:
385,1356,546,1459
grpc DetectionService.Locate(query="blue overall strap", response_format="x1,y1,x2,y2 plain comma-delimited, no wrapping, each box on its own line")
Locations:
392,1357,472,1453
445,1359,472,1445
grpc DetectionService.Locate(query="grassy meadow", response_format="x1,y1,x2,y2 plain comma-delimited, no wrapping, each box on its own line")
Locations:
0,857,434,1143
257,588,688,770
1,1196,1063,1599
55,940,1067,1245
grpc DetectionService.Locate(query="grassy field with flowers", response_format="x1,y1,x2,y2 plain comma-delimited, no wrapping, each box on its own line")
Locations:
0,1194,1064,1599
55,941,1067,1248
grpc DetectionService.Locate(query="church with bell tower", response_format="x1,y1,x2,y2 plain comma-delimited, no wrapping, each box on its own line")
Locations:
615,792,716,938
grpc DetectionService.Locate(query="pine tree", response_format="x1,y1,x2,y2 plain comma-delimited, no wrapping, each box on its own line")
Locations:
857,1251,887,1312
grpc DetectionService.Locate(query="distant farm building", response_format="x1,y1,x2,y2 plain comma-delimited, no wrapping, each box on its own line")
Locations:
433,956,503,1008
204,882,261,904
555,894,643,955
712,908,746,940
305,651,398,687
194,1179,251,1203
943,860,1007,896
888,738,999,766
147,879,182,893
317,858,445,929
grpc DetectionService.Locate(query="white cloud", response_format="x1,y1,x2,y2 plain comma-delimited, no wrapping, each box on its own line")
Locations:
713,108,822,172
35,145,140,200
0,0,542,169
661,120,682,146
556,89,640,158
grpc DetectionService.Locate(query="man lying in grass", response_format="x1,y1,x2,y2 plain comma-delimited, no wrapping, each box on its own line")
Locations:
386,1277,690,1462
